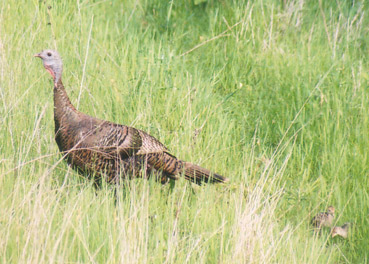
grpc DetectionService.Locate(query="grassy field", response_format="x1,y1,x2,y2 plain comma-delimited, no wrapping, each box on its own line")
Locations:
1,0,368,262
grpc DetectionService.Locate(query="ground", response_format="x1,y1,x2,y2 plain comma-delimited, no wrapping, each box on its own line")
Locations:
0,0,368,263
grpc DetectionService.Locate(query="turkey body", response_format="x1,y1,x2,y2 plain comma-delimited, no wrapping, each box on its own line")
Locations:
36,49,227,185
53,80,226,185
54,80,184,184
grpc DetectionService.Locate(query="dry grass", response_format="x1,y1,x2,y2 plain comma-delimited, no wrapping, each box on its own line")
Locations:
1,0,368,262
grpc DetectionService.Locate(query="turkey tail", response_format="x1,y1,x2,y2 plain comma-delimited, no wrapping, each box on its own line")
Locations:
182,162,228,184
146,152,228,184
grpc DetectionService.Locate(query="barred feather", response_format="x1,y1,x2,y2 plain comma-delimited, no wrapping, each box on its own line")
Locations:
35,49,228,186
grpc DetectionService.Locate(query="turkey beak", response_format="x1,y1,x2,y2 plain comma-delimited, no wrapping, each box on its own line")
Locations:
34,53,41,58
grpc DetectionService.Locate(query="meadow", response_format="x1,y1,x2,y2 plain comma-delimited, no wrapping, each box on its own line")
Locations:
0,0,368,263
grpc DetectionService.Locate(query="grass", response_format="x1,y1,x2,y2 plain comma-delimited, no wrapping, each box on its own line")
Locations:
1,0,368,262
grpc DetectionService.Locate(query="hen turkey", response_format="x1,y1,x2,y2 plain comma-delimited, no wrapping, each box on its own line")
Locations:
34,50,228,185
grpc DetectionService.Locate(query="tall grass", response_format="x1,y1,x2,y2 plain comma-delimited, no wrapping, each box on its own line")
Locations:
0,0,368,262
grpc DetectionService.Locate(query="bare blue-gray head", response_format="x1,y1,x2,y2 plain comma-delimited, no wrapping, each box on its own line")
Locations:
34,49,63,84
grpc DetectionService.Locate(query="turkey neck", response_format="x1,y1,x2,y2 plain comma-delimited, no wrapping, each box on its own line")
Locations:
53,78,79,135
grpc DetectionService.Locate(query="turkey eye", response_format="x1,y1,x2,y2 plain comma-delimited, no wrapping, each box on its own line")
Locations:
47,52,52,57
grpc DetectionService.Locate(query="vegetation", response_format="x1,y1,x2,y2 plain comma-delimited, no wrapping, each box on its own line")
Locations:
0,0,368,262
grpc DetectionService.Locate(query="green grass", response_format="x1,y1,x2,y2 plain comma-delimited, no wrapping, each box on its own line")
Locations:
1,0,368,262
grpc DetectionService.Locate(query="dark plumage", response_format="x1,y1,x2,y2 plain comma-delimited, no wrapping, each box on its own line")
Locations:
34,50,228,185
311,206,335,228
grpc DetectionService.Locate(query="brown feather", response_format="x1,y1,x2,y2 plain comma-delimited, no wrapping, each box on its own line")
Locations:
37,52,228,186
